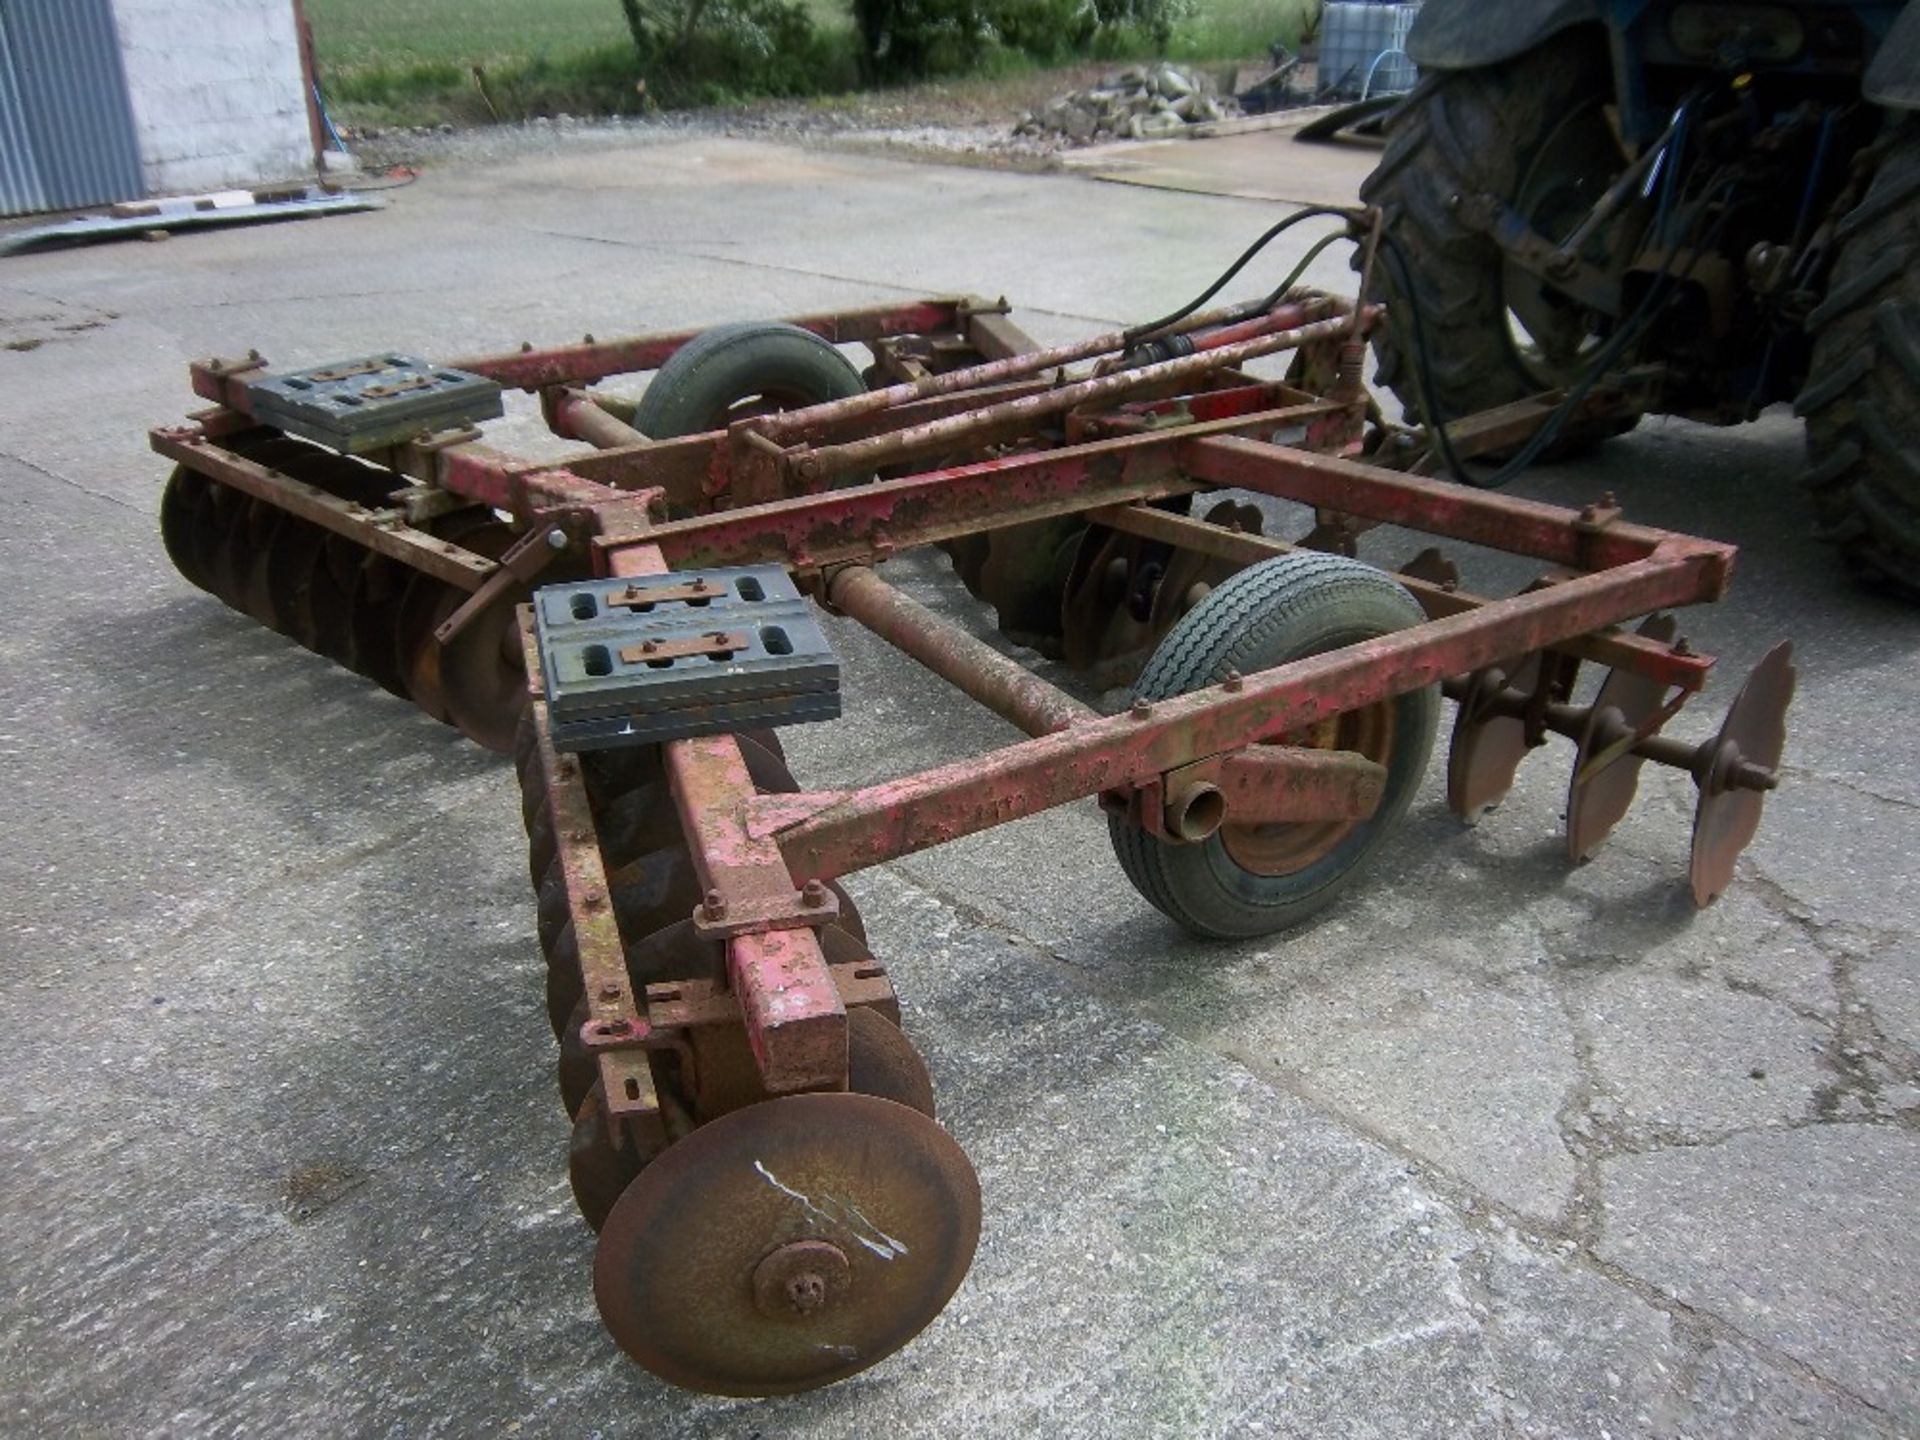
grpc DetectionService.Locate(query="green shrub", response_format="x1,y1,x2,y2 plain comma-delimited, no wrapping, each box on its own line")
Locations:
851,0,1193,80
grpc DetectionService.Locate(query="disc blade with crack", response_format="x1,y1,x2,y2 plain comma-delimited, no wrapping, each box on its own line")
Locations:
593,1092,980,1396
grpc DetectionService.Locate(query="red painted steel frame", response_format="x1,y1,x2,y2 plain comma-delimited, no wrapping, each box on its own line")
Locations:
157,292,1743,1115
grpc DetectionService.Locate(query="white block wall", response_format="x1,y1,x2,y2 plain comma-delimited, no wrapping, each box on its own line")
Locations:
111,0,312,196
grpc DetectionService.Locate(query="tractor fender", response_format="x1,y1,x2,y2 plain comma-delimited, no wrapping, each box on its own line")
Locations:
1866,4,1920,110
1405,0,1603,70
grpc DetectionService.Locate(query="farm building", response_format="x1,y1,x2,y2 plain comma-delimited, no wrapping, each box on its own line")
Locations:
0,0,319,216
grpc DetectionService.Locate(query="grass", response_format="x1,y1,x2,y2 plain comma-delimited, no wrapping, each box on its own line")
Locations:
306,0,1311,126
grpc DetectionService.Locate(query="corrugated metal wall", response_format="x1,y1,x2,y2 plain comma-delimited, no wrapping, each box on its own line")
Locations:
0,0,145,217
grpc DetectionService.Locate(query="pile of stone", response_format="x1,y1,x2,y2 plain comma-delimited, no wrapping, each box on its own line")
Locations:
1014,64,1239,145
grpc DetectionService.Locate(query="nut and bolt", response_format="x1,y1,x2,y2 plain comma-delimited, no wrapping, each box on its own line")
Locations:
703,889,728,921
801,879,828,908
1131,699,1153,720
1223,670,1244,693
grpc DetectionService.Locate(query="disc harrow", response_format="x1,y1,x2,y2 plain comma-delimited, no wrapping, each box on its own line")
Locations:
151,230,1800,1397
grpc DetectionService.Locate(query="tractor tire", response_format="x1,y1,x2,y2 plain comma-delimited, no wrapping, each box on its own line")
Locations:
1358,32,1638,455
1796,118,1920,600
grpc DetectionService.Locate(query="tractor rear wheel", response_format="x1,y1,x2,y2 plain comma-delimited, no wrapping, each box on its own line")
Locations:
1797,118,1920,599
1358,32,1641,456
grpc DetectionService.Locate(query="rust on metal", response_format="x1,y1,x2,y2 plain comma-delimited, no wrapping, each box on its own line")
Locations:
448,298,966,391
149,428,496,589
618,630,752,665
664,737,847,1095
592,1092,981,1396
828,565,1095,737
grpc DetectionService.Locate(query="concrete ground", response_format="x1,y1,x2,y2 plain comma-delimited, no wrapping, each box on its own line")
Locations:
1,133,1915,1439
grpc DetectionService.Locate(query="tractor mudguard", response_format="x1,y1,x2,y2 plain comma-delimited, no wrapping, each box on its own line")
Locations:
1865,4,1920,109
1405,0,1603,70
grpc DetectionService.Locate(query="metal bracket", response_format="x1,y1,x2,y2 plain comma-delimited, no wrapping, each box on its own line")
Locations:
433,523,566,644
1455,191,1623,317
690,882,842,942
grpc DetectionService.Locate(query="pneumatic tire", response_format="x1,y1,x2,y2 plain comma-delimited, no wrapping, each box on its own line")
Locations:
634,322,866,440
1796,117,1920,600
1109,553,1438,940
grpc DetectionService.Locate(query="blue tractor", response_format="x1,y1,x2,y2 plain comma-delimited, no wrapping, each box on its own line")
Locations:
1359,0,1919,594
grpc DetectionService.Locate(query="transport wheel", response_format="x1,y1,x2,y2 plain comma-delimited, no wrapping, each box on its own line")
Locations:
633,322,866,451
1797,117,1920,598
593,1092,980,1396
1358,32,1642,455
1109,553,1438,939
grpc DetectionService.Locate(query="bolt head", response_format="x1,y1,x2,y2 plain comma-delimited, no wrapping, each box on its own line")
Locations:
545,528,569,550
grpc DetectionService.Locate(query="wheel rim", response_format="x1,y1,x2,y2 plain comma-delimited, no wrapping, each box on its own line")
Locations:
1501,98,1630,389
1221,702,1397,877
705,385,825,431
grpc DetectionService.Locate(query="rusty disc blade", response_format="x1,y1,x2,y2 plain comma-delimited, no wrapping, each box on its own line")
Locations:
189,481,250,608
545,920,584,1041
233,500,289,629
847,1007,937,1120
598,743,794,870
1566,614,1677,861
261,516,329,651
1447,653,1542,822
434,585,527,753
1061,526,1163,683
1146,504,1260,652
1691,641,1795,907
526,802,556,888
976,517,1084,647
536,856,571,955
159,466,212,591
570,1081,657,1232
346,553,414,699
572,729,783,815
593,1092,981,1396
396,572,458,724
309,535,366,668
